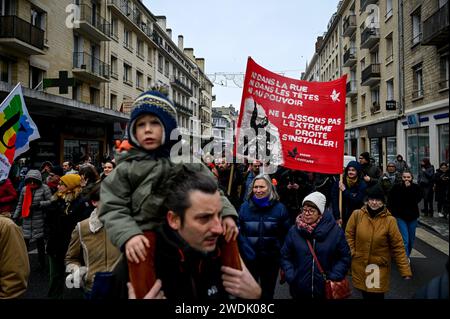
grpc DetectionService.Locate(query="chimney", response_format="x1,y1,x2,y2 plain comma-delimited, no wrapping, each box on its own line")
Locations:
184,48,194,60
178,35,184,50
156,16,166,30
166,28,172,39
195,58,205,72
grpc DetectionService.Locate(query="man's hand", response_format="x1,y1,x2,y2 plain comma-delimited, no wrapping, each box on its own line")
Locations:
221,259,261,299
404,180,411,187
336,218,343,226
339,181,346,192
128,279,166,299
125,234,150,263
363,175,371,183
222,216,239,242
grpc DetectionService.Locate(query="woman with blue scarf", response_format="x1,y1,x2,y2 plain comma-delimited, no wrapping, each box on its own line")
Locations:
238,174,291,299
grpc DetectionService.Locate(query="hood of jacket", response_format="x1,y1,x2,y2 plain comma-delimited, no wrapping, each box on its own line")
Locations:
24,169,42,183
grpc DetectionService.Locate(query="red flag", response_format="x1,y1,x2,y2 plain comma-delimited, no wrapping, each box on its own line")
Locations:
235,57,346,174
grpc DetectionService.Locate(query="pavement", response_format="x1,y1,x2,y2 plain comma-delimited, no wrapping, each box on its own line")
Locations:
416,200,449,239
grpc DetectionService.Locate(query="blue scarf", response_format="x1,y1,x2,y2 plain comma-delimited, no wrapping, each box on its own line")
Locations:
252,195,271,208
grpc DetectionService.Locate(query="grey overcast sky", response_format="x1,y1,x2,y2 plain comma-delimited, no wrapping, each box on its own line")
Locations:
143,0,340,110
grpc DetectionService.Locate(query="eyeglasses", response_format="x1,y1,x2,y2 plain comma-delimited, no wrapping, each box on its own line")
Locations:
302,206,318,214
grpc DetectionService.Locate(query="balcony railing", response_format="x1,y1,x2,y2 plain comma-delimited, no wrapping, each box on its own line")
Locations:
73,52,110,79
343,14,356,36
422,2,449,46
361,63,380,86
346,80,357,96
171,77,193,95
78,4,111,38
0,15,44,50
175,102,193,116
361,27,380,48
343,47,357,66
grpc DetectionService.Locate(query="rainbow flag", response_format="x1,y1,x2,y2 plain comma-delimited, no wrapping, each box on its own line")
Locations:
0,83,40,180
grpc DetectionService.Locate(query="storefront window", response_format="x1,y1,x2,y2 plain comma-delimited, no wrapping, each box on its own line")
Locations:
386,136,397,165
64,139,101,167
438,123,449,164
406,127,429,179
370,138,381,168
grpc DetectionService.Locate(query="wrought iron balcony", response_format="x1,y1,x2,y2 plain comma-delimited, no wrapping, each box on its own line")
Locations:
73,52,110,82
76,4,111,41
361,63,380,86
343,14,356,37
171,77,193,96
343,47,357,67
346,80,358,97
0,15,44,55
361,27,380,48
175,102,193,116
422,2,449,46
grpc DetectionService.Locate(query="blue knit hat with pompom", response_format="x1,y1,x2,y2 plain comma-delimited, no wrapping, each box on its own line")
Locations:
127,90,178,152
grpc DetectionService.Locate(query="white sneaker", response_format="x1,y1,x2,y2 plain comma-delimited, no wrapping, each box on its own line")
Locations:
438,212,445,218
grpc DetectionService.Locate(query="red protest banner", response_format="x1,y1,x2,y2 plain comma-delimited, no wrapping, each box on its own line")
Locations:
235,57,346,174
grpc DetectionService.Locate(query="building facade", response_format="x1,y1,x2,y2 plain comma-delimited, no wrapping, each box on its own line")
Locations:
302,0,448,173
0,0,214,168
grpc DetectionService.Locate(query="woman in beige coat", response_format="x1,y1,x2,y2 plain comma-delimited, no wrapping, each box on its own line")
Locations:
345,186,412,299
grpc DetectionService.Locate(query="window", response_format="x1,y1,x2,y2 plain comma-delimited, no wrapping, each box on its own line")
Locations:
72,83,81,101
385,33,393,64
386,79,394,100
361,94,366,116
386,136,397,164
412,63,423,98
136,70,143,90
439,54,449,90
370,50,379,64
137,39,144,59
360,58,366,71
111,55,118,79
123,63,132,85
439,0,448,8
123,29,133,51
29,66,44,90
147,48,153,66
385,0,393,20
1,0,15,16
371,87,380,112
411,8,422,46
438,124,449,163
164,60,169,77
158,54,163,73
406,127,430,178
147,76,152,90
110,93,117,110
0,56,10,83
111,17,118,41
90,87,100,105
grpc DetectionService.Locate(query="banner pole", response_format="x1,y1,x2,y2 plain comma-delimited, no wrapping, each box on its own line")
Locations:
227,163,235,197
339,173,343,223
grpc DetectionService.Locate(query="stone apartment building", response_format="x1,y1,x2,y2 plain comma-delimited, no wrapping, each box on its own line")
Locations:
0,0,213,168
303,0,448,173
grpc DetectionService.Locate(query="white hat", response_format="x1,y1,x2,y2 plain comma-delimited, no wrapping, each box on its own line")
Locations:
302,192,326,214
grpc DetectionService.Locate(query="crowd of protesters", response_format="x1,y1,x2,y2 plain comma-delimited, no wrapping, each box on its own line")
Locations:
0,89,448,301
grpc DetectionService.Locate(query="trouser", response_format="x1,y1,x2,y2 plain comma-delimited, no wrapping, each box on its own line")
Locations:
396,218,418,257
247,257,280,299
25,237,46,268
48,255,66,299
421,186,434,215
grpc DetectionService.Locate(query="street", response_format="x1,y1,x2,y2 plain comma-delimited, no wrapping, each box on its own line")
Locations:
21,224,448,300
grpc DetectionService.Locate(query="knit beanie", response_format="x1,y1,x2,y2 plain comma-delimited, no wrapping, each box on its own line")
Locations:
366,186,385,202
60,174,81,190
127,90,178,151
302,191,326,214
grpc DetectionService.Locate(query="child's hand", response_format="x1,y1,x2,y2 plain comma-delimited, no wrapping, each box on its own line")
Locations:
222,216,239,242
125,234,150,263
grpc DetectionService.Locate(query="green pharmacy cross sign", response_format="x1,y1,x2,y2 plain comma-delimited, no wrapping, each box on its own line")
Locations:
43,71,75,94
